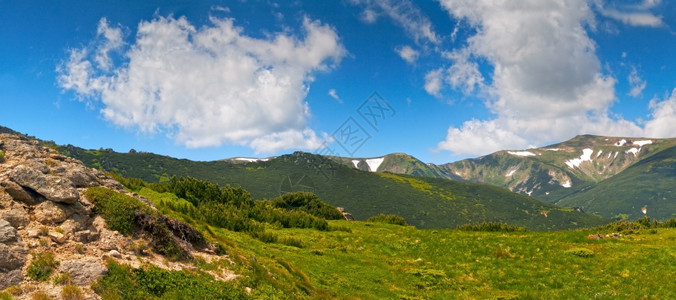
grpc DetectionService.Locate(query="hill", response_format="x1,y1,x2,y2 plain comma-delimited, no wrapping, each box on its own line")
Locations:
55,145,608,230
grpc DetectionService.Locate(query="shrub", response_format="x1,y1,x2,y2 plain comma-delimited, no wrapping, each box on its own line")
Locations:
0,151,5,161
29,291,51,300
92,260,248,299
60,285,83,300
249,231,278,243
52,273,71,285
367,214,408,226
565,248,595,258
85,187,147,235
280,237,305,248
456,222,527,232
272,192,344,220
27,252,59,282
0,292,12,300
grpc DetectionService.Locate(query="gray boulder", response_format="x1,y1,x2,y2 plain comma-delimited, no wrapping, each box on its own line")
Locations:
58,260,108,285
34,201,74,225
0,219,18,243
9,164,79,204
1,207,30,228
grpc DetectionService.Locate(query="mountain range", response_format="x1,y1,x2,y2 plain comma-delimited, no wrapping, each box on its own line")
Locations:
337,135,676,220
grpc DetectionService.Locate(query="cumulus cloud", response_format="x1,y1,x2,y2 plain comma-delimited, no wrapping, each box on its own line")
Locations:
350,0,439,44
594,0,664,27
434,0,651,156
328,89,343,103
628,67,646,97
424,68,443,97
58,16,345,153
395,45,419,64
644,89,676,138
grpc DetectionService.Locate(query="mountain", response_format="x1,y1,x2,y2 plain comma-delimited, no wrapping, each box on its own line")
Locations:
51,143,608,230
334,135,676,221
329,153,460,179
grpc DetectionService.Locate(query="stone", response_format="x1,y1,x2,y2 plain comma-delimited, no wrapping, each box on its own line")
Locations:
106,250,121,258
0,243,27,272
58,260,108,285
48,231,67,244
1,207,30,228
9,164,79,204
0,220,18,243
0,269,23,290
73,230,99,243
26,228,40,238
34,201,74,225
0,181,39,204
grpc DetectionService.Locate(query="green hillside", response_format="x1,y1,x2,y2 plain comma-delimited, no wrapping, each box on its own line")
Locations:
57,146,608,230
557,144,676,220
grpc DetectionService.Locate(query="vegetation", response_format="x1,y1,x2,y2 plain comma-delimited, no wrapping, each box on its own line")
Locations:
60,285,84,300
456,221,527,232
26,252,59,282
271,192,344,220
92,260,248,299
366,213,408,226
0,150,5,161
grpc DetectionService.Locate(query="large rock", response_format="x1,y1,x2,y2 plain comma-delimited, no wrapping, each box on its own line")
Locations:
0,269,23,290
58,260,108,285
0,243,27,272
0,180,39,204
34,201,74,225
9,164,79,204
0,219,18,242
1,207,30,228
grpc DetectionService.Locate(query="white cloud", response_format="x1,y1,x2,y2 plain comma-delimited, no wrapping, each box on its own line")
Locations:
435,0,650,156
350,0,439,44
395,45,418,63
58,16,346,154
644,89,676,138
594,0,664,27
628,67,646,97
328,88,343,103
424,68,443,97
94,18,124,71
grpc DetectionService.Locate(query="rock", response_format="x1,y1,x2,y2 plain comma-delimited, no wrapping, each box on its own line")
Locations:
58,260,108,285
0,220,18,243
1,207,30,228
0,269,23,290
66,165,100,188
0,180,39,204
106,250,121,258
48,231,67,244
0,243,27,272
9,164,79,204
26,228,40,238
73,230,100,243
34,201,74,225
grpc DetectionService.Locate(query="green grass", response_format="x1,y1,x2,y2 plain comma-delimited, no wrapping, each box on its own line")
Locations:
26,252,59,282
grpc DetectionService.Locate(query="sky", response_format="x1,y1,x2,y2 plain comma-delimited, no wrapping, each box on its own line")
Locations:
2,0,676,164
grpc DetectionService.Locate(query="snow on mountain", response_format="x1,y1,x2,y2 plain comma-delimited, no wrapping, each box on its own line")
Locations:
365,157,385,172
615,139,627,146
233,157,270,162
351,160,360,168
625,148,640,156
565,148,594,169
632,140,653,147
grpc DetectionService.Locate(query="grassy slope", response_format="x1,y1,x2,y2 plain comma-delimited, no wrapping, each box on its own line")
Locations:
140,185,676,299
59,148,608,230
557,144,676,220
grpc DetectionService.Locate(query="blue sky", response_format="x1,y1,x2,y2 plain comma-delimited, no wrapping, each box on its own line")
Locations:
2,0,676,164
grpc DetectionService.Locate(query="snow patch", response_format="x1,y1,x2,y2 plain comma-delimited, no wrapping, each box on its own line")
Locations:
564,148,594,169
614,139,627,146
545,192,550,195
544,148,560,151
505,169,517,177
607,152,611,159
351,160,360,169
365,157,385,172
596,150,603,158
632,140,653,147
614,152,619,159
561,180,572,188
625,148,640,156
508,151,536,157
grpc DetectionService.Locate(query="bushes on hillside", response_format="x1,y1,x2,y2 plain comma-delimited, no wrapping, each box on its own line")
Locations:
596,216,676,232
367,214,408,226
272,192,344,220
27,252,59,282
84,187,204,260
456,222,527,232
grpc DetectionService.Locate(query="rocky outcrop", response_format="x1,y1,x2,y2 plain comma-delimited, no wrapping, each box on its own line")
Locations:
0,219,27,290
58,260,108,285
8,164,79,204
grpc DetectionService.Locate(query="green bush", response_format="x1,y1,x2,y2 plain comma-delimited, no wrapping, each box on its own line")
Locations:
565,248,595,258
61,285,83,300
0,292,12,300
27,252,59,282
280,237,305,248
367,214,408,226
0,151,5,161
85,187,147,235
272,192,344,220
92,260,248,299
249,231,278,243
456,222,527,232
